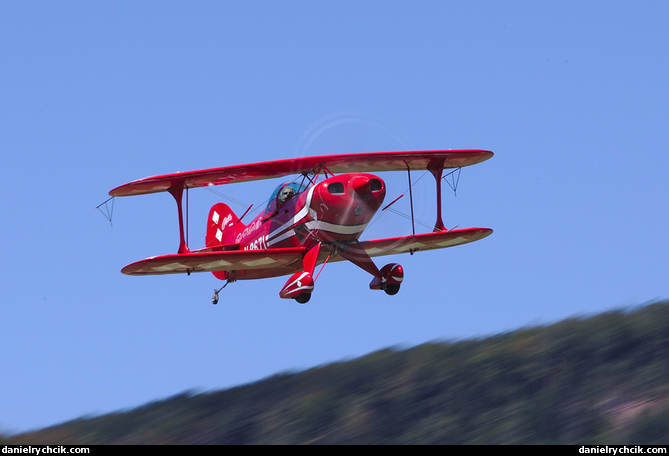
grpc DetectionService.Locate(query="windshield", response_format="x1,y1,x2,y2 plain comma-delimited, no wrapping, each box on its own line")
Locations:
266,181,307,211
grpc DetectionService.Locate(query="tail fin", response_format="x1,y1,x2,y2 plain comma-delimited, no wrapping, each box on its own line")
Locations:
206,203,246,249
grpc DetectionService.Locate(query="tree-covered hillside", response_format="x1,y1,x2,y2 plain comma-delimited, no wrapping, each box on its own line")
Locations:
6,301,669,444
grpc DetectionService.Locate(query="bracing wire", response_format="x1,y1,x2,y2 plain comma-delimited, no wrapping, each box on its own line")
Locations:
368,168,462,232
384,208,434,231
203,186,268,217
367,170,433,232
95,197,115,226
443,167,461,195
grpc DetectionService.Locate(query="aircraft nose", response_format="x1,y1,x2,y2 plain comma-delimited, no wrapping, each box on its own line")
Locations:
350,175,371,196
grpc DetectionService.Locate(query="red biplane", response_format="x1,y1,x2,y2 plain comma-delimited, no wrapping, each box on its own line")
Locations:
108,150,493,304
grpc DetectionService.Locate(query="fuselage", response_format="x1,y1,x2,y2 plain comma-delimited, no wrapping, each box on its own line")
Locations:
236,172,386,256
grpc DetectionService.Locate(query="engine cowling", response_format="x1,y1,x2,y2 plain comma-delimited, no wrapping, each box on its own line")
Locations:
305,173,386,244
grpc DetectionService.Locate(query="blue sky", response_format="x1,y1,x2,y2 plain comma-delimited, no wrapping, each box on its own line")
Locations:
1,1,668,433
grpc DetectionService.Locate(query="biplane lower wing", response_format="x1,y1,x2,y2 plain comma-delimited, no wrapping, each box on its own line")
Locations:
122,228,492,276
329,227,493,262
121,247,306,276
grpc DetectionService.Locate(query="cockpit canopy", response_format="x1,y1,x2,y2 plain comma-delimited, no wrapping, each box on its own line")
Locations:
267,181,307,211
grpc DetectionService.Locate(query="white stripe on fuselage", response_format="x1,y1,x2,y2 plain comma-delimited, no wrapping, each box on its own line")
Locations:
303,220,368,235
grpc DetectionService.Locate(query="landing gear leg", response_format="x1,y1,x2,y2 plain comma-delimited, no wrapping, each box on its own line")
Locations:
337,242,404,297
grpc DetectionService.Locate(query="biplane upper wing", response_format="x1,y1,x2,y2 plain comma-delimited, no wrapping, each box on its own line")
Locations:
121,247,306,276
323,227,493,264
110,150,493,197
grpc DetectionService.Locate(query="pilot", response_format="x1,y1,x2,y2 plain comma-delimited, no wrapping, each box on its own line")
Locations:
278,185,295,204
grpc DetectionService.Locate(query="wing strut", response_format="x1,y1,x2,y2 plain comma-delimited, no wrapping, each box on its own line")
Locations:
428,158,447,231
406,165,416,236
168,182,190,254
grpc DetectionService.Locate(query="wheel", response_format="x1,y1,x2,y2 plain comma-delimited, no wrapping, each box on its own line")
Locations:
294,293,311,304
384,284,400,296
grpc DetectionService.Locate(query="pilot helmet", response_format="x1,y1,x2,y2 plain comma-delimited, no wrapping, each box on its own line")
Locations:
278,185,295,203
